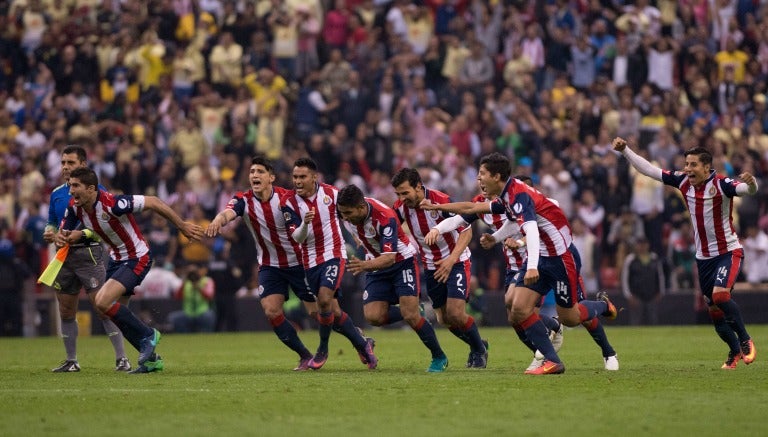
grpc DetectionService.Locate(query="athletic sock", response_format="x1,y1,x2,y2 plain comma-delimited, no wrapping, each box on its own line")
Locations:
61,318,78,361
105,303,153,351
460,316,486,352
519,313,560,363
710,309,741,353
513,324,537,353
582,317,616,357
272,313,312,358
540,315,561,333
577,301,607,321
316,311,334,354
412,317,445,359
332,311,367,349
717,300,751,342
385,305,404,324
102,319,127,359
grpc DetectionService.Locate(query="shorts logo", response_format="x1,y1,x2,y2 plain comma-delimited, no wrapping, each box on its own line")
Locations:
257,285,265,297
323,195,331,205
89,277,99,289
362,290,369,300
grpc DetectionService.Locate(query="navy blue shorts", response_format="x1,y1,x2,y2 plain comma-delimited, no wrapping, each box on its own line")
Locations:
514,245,584,308
696,249,743,304
306,258,346,296
258,265,315,302
107,254,153,296
362,257,419,305
424,260,471,309
507,268,546,308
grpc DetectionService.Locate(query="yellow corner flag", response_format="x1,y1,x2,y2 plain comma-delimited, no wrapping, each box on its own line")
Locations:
38,245,69,286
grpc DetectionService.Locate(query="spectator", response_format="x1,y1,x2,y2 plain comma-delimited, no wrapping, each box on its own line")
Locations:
168,263,216,333
621,237,666,325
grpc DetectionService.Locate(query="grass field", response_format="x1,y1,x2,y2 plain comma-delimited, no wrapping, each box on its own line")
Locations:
1,325,766,437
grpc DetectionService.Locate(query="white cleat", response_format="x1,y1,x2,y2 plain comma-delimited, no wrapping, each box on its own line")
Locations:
604,355,619,371
550,322,564,353
527,355,545,371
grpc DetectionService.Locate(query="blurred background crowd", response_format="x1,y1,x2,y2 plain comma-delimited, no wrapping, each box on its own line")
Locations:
1,0,768,335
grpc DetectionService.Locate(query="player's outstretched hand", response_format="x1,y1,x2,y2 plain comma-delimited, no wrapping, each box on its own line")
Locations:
419,199,438,210
739,172,756,187
479,233,496,249
181,222,205,241
205,217,225,238
347,257,366,275
424,228,440,246
612,137,627,152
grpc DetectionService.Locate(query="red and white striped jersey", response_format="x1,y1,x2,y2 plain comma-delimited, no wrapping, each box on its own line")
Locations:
343,198,416,264
282,183,346,268
490,178,573,257
662,170,743,259
469,194,526,272
394,188,471,270
61,190,149,261
226,186,302,268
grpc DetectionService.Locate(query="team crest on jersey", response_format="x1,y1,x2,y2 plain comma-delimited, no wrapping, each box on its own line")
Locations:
709,186,716,195
430,210,439,219
364,224,377,237
101,212,110,220
323,195,331,205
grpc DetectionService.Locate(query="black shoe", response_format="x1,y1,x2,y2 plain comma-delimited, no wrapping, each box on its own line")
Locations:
115,357,132,372
52,360,80,372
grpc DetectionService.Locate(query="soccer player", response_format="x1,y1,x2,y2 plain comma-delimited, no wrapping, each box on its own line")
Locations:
421,152,618,374
43,146,130,372
613,137,758,368
424,175,564,371
206,155,344,370
282,157,377,370
391,168,488,368
56,167,204,373
337,184,449,372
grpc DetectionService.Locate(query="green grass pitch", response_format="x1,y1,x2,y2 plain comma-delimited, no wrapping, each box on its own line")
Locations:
1,325,765,436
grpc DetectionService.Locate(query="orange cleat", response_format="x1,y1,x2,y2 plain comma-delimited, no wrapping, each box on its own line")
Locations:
741,339,756,365
524,360,565,375
721,351,742,370
596,291,618,320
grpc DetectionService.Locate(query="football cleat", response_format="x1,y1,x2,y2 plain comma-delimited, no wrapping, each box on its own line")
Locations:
604,355,619,371
550,321,564,352
360,338,378,370
52,360,80,373
596,291,618,320
293,356,312,371
427,356,449,373
722,350,742,370
524,360,565,375
128,355,164,374
138,328,161,365
741,339,756,365
527,356,545,372
308,350,328,370
115,357,132,372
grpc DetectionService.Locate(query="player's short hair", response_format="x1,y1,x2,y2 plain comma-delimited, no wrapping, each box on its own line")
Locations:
69,167,98,189
251,155,274,173
391,167,422,188
684,147,713,166
62,146,87,163
337,184,366,208
294,157,317,172
479,153,511,180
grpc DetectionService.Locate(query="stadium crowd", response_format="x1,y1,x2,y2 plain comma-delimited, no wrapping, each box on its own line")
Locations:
1,0,768,336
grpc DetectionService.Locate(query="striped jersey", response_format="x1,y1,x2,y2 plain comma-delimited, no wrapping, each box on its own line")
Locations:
661,169,743,259
282,183,346,268
465,194,526,271
490,178,573,257
226,186,301,268
61,190,149,261
394,188,470,270
342,198,416,265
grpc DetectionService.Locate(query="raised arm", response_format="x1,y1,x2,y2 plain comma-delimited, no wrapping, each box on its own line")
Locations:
424,214,469,245
144,196,204,241
420,199,491,215
206,209,237,237
612,137,663,181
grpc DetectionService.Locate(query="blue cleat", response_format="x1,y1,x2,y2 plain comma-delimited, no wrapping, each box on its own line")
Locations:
427,356,449,373
138,329,161,365
466,339,489,368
